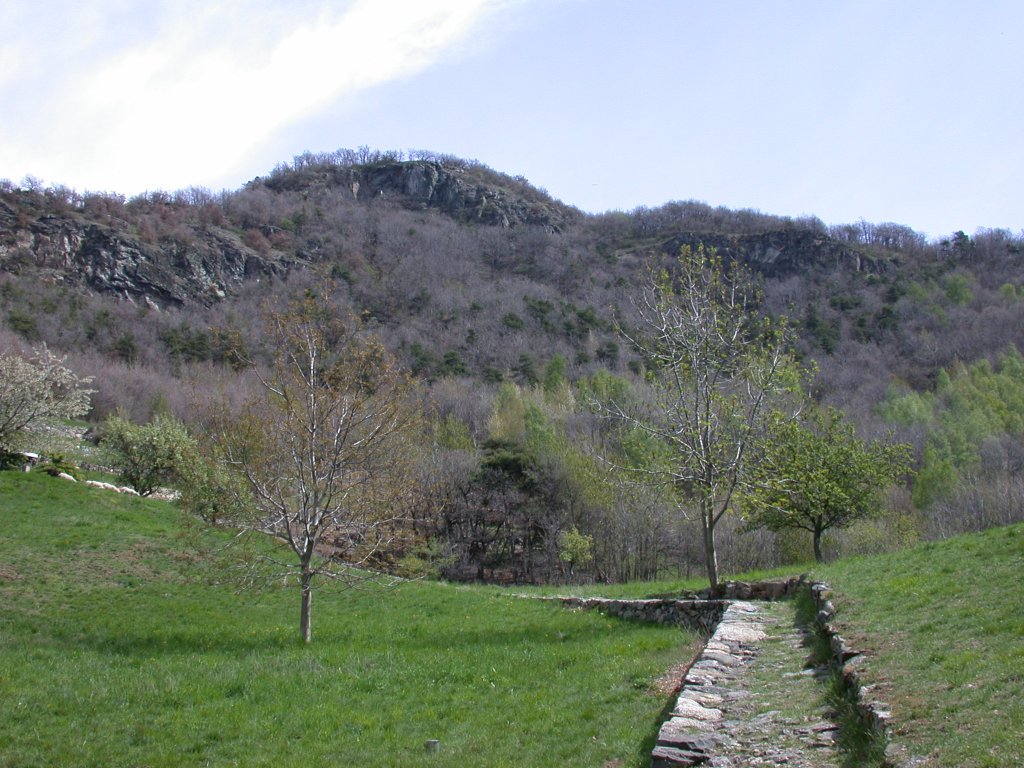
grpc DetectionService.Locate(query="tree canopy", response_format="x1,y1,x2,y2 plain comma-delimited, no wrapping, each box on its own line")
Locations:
741,406,913,562
0,345,93,453
206,294,423,643
101,412,197,496
598,245,798,587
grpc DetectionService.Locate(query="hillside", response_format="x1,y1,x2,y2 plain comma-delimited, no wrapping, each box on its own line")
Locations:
2,150,1024,580
3,153,1021,403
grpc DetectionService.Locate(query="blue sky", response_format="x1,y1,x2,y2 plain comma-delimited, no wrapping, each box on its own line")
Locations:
2,1,1021,239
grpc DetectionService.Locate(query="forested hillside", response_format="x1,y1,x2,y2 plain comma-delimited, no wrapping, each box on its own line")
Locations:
3,149,1023,582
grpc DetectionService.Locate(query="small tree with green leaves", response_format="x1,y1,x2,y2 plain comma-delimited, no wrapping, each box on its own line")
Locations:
558,526,594,580
102,412,198,496
741,406,913,562
175,445,251,526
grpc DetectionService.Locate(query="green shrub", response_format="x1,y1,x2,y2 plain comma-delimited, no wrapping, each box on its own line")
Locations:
101,412,197,496
36,453,81,480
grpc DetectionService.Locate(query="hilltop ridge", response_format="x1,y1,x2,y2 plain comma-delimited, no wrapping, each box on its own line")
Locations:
1,151,893,308
1,148,1021,426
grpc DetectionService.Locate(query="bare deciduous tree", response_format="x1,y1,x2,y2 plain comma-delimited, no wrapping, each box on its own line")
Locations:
599,246,796,588
208,294,422,643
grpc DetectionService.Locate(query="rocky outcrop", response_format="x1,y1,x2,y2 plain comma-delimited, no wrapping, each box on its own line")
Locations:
0,195,282,306
265,159,578,232
360,161,575,231
663,229,890,279
1,157,575,308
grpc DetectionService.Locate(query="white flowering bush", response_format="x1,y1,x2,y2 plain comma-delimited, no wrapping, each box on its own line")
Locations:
0,345,93,453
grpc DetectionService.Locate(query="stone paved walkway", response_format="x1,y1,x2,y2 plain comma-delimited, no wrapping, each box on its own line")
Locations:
653,600,842,767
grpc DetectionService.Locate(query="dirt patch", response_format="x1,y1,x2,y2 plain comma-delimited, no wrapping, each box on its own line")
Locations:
65,541,167,586
0,562,21,581
650,636,705,698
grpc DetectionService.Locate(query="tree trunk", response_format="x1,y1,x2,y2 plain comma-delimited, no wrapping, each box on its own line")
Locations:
813,528,824,564
702,508,719,589
299,568,313,644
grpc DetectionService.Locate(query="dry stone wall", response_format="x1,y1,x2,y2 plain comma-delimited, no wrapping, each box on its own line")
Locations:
808,582,912,768
651,600,769,766
556,577,902,767
556,577,805,636
556,597,728,635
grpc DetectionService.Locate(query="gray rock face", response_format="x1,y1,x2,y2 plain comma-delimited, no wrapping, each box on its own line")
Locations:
663,230,886,279
265,159,576,231
0,195,281,306
356,161,575,231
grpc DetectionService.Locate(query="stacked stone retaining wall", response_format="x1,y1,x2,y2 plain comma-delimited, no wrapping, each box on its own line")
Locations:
651,600,768,766
552,577,903,767
557,597,729,635
556,577,805,635
808,581,909,767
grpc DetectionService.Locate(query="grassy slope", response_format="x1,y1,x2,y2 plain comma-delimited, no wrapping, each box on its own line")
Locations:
4,472,1021,767
507,528,1024,767
814,524,1024,768
0,472,696,768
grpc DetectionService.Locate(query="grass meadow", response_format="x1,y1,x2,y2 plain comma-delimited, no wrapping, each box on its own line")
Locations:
813,524,1024,768
3,470,1022,767
0,472,698,768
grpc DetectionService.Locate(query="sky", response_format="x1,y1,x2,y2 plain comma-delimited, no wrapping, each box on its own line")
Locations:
2,0,1022,240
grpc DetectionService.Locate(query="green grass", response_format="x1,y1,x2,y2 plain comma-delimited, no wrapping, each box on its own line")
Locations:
811,524,1024,768
0,472,696,767
5,471,1022,766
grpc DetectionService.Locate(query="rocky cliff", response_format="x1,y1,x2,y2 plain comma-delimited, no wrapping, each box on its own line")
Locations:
0,158,584,305
662,229,890,279
2,156,890,310
0,192,282,307
264,158,579,232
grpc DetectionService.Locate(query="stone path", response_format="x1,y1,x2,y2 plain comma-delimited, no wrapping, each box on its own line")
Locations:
653,600,842,767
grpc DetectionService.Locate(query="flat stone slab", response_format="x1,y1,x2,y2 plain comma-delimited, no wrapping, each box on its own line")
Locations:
713,621,767,644
655,600,842,767
651,744,711,767
661,716,716,733
658,718,721,748
671,697,723,721
677,689,724,707
701,649,743,666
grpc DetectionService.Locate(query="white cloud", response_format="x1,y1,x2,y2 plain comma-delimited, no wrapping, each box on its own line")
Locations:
0,0,515,193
